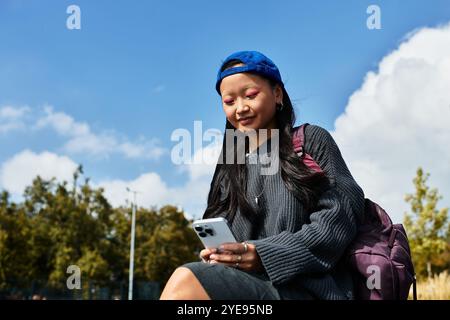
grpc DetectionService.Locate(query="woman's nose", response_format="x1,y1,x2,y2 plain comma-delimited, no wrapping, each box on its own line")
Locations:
236,100,250,114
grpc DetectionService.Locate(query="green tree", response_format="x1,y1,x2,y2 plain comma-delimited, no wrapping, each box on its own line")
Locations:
23,169,125,290
404,167,449,279
132,205,202,286
0,191,34,290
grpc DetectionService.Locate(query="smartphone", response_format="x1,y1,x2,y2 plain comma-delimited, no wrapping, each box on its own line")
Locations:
192,217,237,249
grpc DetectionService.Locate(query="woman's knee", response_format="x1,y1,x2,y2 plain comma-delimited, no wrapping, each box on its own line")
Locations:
171,267,196,285
160,266,210,300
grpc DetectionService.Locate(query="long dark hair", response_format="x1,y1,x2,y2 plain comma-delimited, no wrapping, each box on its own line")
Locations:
203,59,330,224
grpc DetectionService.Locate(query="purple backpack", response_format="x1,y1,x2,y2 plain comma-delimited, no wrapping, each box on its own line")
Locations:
292,123,417,300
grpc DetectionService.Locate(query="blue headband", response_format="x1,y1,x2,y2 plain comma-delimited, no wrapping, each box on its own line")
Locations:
215,51,284,95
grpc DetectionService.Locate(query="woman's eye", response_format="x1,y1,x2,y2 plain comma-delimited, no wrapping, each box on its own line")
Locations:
223,100,234,105
246,93,258,99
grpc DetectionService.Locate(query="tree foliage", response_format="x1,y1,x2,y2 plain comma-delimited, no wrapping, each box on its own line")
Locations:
404,167,449,278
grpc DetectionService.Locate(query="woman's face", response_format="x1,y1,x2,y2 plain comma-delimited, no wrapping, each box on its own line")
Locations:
219,65,283,133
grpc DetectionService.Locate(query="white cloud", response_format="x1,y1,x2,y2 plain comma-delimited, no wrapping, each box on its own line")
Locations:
177,139,222,180
99,140,222,219
34,105,166,159
0,150,78,195
98,172,170,208
331,23,450,223
0,105,30,133
35,105,89,136
98,172,209,220
0,106,30,119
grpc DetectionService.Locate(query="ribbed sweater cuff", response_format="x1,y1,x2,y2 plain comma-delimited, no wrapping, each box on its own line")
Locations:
249,233,309,285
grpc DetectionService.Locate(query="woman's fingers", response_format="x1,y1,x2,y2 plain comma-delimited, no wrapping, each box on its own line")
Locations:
209,256,251,271
199,248,216,261
209,253,244,263
210,259,248,269
219,242,247,254
199,247,236,263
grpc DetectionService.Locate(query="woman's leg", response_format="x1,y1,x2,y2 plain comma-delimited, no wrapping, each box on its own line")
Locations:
160,267,211,300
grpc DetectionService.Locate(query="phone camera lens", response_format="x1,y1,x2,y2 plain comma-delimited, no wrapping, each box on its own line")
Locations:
205,228,214,235
198,232,207,238
194,226,203,232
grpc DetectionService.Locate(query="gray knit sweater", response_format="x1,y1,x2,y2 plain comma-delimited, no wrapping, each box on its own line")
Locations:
218,124,365,300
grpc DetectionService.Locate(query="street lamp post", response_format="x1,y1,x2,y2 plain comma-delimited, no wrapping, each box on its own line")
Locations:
126,187,138,300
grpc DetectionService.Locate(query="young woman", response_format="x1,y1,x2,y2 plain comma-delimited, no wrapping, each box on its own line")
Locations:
160,51,365,300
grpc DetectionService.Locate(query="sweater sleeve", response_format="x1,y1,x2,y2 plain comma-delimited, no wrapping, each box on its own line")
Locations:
249,125,365,285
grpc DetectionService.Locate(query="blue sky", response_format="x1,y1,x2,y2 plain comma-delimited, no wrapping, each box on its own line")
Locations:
1,0,450,220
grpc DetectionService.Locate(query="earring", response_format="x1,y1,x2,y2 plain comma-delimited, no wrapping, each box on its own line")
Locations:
277,103,284,112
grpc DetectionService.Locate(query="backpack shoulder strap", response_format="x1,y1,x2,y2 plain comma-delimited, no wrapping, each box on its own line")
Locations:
292,123,323,174
292,123,309,156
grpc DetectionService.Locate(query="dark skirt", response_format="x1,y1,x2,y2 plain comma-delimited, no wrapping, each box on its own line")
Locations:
182,261,314,300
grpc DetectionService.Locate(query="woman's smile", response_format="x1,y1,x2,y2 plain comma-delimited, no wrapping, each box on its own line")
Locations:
238,116,255,126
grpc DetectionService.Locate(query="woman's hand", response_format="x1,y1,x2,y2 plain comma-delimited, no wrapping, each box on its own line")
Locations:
199,248,233,263
208,242,264,272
